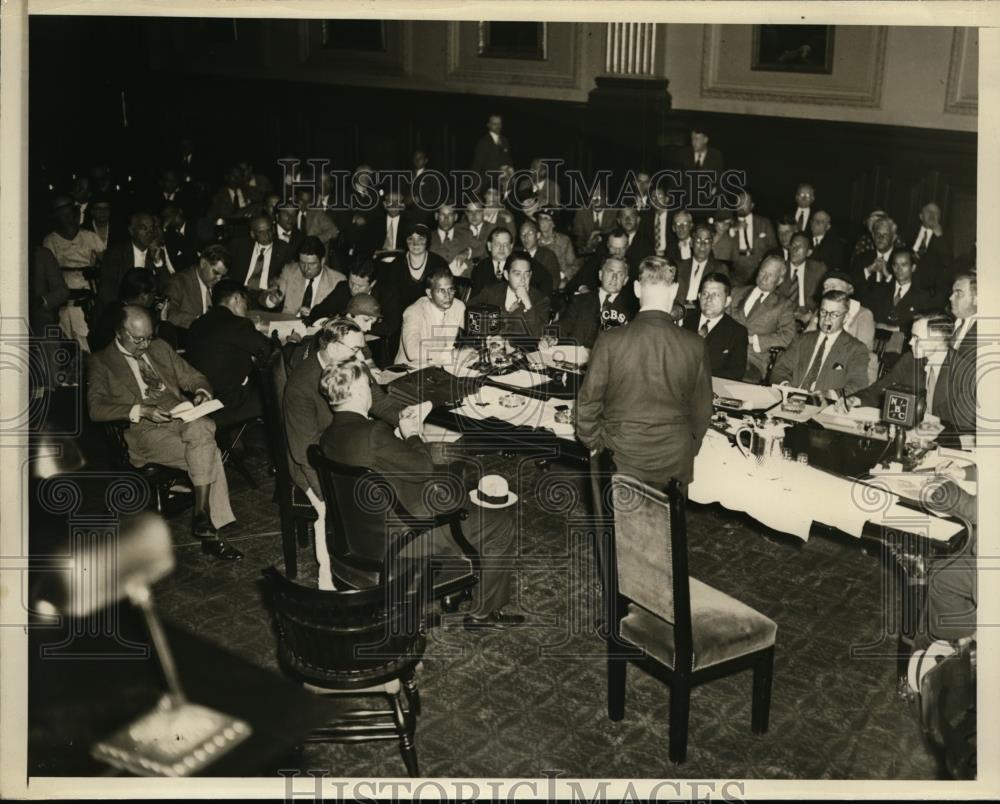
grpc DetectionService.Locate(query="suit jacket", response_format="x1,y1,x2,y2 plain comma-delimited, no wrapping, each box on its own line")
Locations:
87,338,212,460
808,233,845,273
556,290,637,349
163,226,198,275
320,410,437,531
283,343,402,493
729,285,797,381
207,186,253,222
728,215,778,286
163,268,211,328
430,228,475,266
907,226,953,286
674,146,724,176
675,256,730,306
184,306,273,408
275,226,306,259
356,209,415,260
454,220,495,262
933,321,976,436
469,283,551,342
770,330,871,394
471,133,513,187
576,309,713,484
849,250,897,309
227,238,293,291
526,245,561,290
868,280,938,331
468,255,553,300
264,262,345,316
572,208,617,254
855,350,928,408
97,241,172,311
623,230,656,281
776,258,826,312
682,310,748,381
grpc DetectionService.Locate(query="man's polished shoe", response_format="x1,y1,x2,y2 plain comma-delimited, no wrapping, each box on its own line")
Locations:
192,513,217,539
463,610,526,631
201,538,244,561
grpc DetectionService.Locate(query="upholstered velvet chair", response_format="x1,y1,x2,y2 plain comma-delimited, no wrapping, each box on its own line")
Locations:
594,461,777,763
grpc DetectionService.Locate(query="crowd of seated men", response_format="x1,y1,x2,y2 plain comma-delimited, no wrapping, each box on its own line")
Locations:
31,121,976,602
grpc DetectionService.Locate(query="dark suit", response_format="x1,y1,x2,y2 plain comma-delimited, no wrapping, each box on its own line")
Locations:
555,290,637,349
275,226,305,259
471,133,513,189
624,231,655,281
770,330,871,394
526,246,561,291
206,186,253,222
320,411,516,614
933,322,976,438
674,146,724,177
572,208,617,254
185,306,272,417
163,226,198,275
97,242,171,312
469,255,553,300
675,257,730,306
907,227,953,293
729,286,797,382
868,280,937,331
577,309,713,485
808,233,845,273
855,350,929,408
469,283,551,343
729,215,778,287
227,238,293,292
283,341,402,494
849,250,896,310
776,259,827,315
682,311,748,381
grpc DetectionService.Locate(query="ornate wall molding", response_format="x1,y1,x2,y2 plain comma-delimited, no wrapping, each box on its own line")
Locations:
944,28,978,116
445,21,581,89
296,20,412,78
700,25,887,108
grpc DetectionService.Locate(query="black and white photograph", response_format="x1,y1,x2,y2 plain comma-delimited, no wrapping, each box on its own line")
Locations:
0,3,997,800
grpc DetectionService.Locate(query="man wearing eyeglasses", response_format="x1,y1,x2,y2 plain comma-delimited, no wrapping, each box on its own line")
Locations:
770,290,870,395
675,223,729,306
87,305,241,559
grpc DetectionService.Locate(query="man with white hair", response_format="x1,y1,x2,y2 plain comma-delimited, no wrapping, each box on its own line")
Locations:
320,358,524,629
577,256,713,486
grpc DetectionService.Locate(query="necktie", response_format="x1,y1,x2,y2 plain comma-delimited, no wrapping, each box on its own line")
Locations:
951,319,964,350
248,247,266,289
696,152,704,167
893,284,902,305
601,293,614,313
797,209,807,231
130,354,164,402
654,214,664,253
298,210,306,231
925,362,939,415
384,218,396,250
143,249,152,270
813,236,821,247
302,278,314,311
446,230,452,242
494,261,503,279
202,284,211,314
744,290,763,319
739,221,749,252
801,336,827,390
593,210,601,225
688,263,703,302
699,320,709,338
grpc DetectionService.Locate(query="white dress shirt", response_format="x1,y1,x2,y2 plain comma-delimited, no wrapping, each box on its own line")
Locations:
384,215,399,250
686,259,708,302
489,131,500,145
914,226,934,252
737,215,754,251
277,224,292,243
743,287,768,317
796,207,811,230
787,262,807,307
504,287,531,312
803,329,842,389
698,314,723,335
677,238,692,261
196,273,211,314
132,243,148,268
245,242,273,287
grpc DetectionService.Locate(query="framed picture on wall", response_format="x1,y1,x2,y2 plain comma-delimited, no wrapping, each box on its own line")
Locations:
321,20,386,52
751,25,835,74
477,22,547,60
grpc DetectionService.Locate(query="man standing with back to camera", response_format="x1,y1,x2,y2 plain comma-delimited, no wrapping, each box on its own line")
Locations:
577,256,714,487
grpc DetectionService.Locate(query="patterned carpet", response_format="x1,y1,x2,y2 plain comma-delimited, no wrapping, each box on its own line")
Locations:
147,423,941,780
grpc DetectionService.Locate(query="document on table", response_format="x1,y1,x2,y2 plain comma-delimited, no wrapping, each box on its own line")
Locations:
711,378,782,411
266,319,319,342
814,404,882,434
533,344,590,369
420,423,463,443
489,369,550,388
170,399,224,422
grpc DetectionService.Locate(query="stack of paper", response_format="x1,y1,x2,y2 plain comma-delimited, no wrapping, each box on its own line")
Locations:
711,378,782,411
169,399,224,422
267,319,319,343
489,369,550,389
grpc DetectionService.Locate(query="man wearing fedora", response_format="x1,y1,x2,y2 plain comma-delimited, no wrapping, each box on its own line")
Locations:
319,358,524,630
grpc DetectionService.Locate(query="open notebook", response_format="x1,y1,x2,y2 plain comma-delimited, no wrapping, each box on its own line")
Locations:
169,399,224,423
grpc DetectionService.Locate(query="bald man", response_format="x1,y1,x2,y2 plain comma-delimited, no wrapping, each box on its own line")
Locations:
87,305,241,559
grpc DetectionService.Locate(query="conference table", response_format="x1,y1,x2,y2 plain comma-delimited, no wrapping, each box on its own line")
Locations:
386,350,974,673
